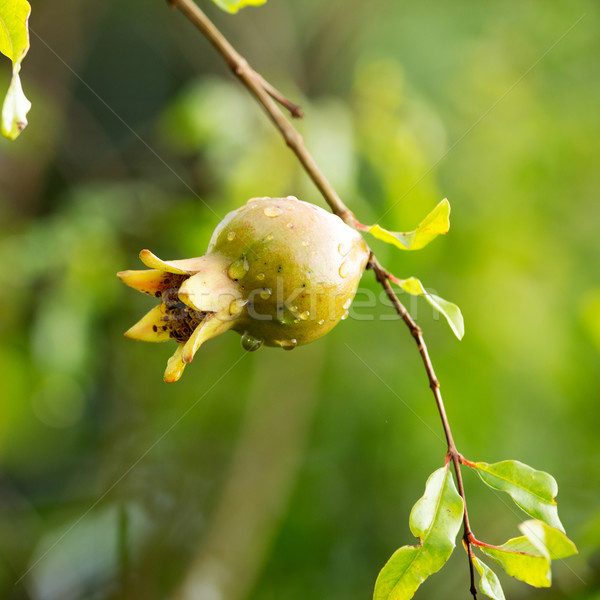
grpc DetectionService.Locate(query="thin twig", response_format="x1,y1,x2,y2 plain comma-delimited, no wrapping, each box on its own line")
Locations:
168,0,353,225
167,1,477,597
255,72,305,118
369,255,477,599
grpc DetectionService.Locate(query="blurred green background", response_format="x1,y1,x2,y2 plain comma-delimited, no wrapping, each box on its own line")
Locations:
1,0,599,598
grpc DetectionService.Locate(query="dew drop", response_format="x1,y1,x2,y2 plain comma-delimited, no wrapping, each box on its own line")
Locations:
318,319,325,326
241,332,263,352
343,298,352,310
341,311,349,321
264,206,282,218
301,240,309,247
229,298,248,315
256,272,265,281
286,222,294,229
259,288,272,300
298,310,310,321
286,195,298,201
339,261,350,278
227,231,236,241
338,242,348,256
280,339,297,351
265,234,274,242
228,256,250,280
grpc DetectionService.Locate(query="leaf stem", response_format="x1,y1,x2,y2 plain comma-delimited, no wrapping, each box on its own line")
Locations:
167,1,477,597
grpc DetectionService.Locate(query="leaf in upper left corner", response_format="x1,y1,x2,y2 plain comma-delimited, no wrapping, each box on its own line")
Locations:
373,465,463,600
367,199,450,251
0,0,32,139
210,0,267,14
395,276,464,340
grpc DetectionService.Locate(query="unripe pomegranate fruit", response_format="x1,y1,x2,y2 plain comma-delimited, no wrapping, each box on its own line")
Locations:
118,196,369,382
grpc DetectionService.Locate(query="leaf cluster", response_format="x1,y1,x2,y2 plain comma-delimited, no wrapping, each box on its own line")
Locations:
375,459,577,600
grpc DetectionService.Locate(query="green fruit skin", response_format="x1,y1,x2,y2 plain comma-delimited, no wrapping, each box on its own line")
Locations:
208,196,369,347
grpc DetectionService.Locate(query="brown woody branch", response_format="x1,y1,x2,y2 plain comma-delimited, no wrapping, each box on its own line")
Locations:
167,0,477,597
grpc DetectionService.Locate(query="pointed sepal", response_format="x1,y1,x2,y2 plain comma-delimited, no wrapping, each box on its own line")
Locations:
164,344,186,383
124,304,171,342
138,249,207,274
181,314,234,364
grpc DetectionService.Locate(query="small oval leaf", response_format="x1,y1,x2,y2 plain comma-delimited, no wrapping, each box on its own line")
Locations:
368,199,450,251
395,277,464,340
470,460,564,532
472,556,506,600
210,0,267,13
374,465,463,600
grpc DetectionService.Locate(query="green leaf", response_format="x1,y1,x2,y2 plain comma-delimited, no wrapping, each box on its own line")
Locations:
395,277,464,340
519,520,578,560
478,536,551,587
472,556,506,600
210,0,267,14
0,0,31,139
368,199,450,251
374,465,464,600
470,460,564,532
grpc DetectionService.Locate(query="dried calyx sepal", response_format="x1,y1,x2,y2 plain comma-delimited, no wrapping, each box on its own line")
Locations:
118,196,369,382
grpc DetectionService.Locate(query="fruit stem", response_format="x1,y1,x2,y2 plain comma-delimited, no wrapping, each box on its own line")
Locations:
167,2,477,597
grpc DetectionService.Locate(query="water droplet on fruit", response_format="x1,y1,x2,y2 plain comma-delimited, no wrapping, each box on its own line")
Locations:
338,242,348,256
343,298,352,310
280,339,297,351
341,311,349,320
301,240,309,247
264,206,282,217
228,256,249,280
256,273,265,281
265,234,274,242
298,311,310,321
286,222,294,229
229,298,248,315
339,261,350,278
227,231,236,241
259,288,272,300
318,319,325,325
241,332,263,352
